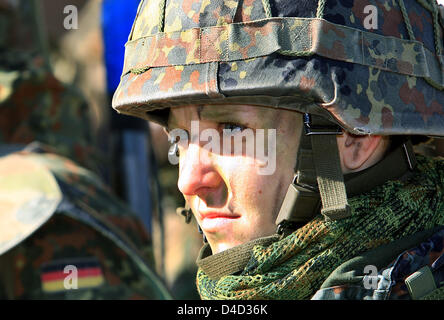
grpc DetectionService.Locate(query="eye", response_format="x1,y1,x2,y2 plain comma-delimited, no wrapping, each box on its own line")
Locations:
221,123,247,134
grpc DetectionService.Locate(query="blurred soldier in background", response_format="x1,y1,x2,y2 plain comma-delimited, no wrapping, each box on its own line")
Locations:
0,0,170,299
113,0,444,300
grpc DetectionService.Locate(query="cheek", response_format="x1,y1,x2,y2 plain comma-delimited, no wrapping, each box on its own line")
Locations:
228,158,282,207
217,156,261,201
224,157,257,187
224,139,292,187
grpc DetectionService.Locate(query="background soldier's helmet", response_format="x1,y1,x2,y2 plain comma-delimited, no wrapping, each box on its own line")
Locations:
113,0,444,137
0,0,98,172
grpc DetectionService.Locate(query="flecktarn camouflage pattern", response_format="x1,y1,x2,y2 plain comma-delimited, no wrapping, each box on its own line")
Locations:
312,226,444,300
110,0,444,300
113,0,444,137
0,49,100,173
0,152,62,255
0,0,100,173
0,62,171,299
0,0,171,299
0,145,171,299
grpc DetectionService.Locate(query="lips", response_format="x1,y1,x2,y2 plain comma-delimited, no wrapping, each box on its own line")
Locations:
199,211,240,220
198,211,241,233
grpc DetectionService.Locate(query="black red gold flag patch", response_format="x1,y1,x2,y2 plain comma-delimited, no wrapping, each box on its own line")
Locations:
40,257,105,293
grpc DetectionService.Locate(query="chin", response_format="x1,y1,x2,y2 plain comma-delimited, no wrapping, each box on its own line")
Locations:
210,240,243,254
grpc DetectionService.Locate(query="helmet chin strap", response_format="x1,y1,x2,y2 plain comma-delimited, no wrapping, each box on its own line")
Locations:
275,113,349,235
275,114,417,236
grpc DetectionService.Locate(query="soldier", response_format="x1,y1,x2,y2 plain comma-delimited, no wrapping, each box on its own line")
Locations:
112,0,444,300
0,0,171,299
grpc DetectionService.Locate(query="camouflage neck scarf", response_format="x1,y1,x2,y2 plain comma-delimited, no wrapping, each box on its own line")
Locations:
196,155,444,300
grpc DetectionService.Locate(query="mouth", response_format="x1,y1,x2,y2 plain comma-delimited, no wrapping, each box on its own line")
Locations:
198,211,241,233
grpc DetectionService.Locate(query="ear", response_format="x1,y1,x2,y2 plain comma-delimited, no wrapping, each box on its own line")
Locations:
336,132,384,173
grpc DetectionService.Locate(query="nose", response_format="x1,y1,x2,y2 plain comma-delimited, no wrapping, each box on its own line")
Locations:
177,142,223,199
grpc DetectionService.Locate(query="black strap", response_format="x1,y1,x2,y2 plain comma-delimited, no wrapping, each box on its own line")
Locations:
276,114,417,234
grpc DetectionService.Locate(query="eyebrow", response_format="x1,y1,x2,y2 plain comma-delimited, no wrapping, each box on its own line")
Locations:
167,105,254,130
199,107,250,122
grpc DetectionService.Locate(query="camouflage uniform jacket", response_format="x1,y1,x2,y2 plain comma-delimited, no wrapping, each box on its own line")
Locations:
0,5,170,299
312,226,444,300
0,144,171,299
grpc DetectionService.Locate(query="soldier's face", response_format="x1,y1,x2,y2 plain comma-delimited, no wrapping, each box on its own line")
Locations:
168,105,302,254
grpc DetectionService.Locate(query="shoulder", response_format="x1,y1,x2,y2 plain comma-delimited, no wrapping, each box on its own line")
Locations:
0,149,170,299
415,154,444,183
33,147,153,256
312,226,444,300
1,213,168,299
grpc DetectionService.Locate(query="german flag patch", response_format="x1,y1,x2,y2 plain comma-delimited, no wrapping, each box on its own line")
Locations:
40,257,105,293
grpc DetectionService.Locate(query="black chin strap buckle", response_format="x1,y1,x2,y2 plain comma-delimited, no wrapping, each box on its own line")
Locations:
275,178,321,236
276,220,307,236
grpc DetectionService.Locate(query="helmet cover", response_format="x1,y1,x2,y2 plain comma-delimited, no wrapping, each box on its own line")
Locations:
113,0,444,136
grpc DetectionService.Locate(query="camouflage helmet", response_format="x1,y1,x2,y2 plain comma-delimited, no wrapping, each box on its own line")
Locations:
113,0,444,137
